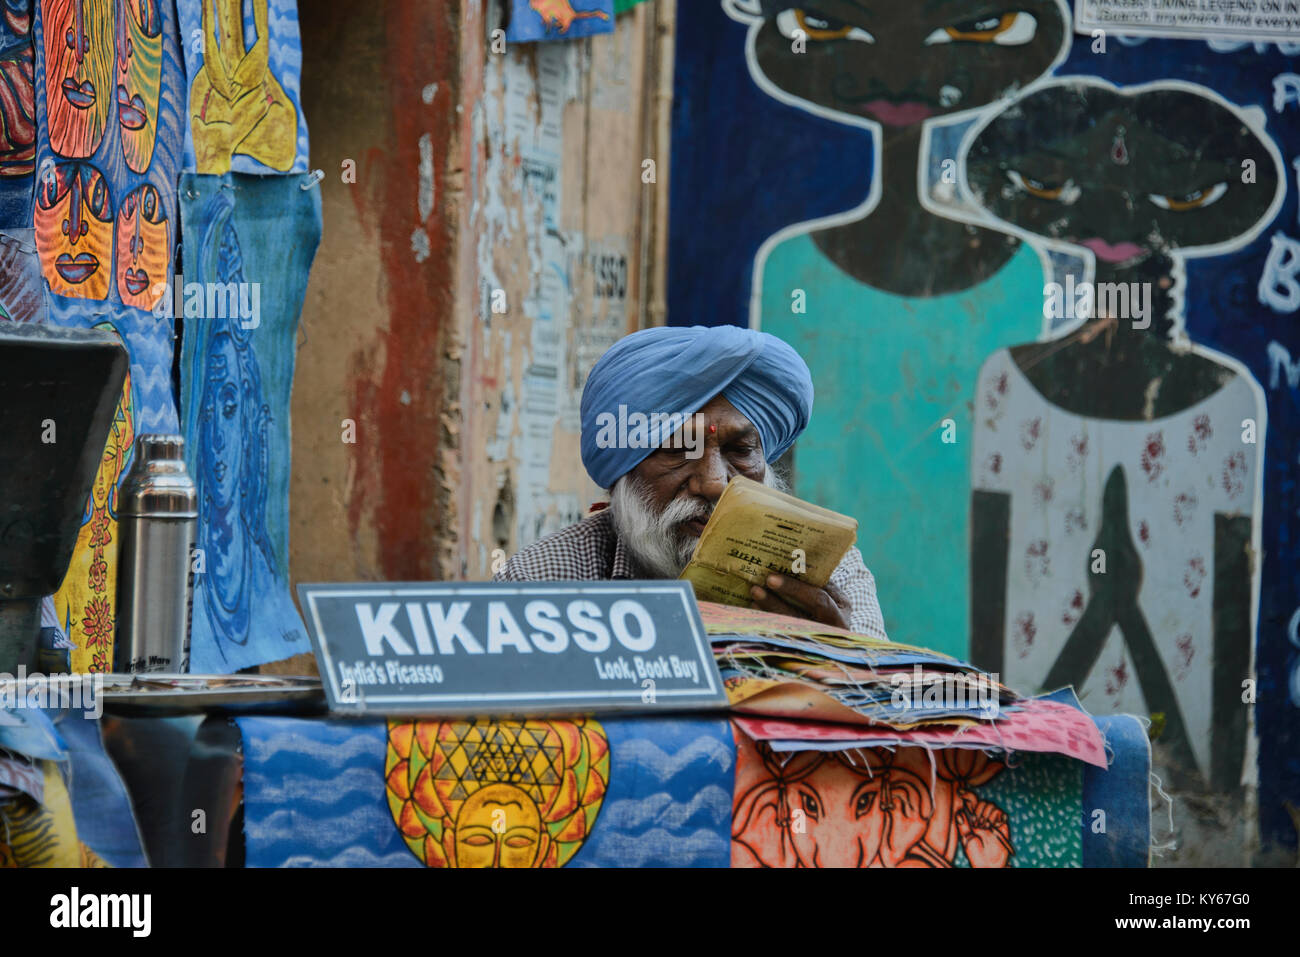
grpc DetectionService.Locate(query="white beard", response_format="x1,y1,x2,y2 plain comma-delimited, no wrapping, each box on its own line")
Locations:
609,465,790,578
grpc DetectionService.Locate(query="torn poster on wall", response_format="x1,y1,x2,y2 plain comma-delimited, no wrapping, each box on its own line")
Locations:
180,172,320,673
1075,0,1300,43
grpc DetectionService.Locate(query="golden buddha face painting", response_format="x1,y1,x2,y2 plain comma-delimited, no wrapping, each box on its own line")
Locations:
385,718,609,868
35,161,113,299
116,0,162,172
453,783,545,868
115,182,167,308
42,0,115,158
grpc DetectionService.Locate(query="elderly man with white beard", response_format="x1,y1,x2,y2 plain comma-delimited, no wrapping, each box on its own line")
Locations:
493,325,887,638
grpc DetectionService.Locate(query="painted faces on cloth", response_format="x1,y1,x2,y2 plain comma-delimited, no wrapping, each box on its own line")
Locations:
116,0,161,172
42,0,114,158
36,160,112,298
115,181,166,307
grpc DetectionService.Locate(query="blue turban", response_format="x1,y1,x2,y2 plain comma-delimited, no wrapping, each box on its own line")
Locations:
579,325,814,489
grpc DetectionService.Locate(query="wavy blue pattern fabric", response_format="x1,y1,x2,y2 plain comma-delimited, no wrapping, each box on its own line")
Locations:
235,715,735,868
580,325,814,488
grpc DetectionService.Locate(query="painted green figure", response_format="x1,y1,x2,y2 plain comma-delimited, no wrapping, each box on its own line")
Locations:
762,233,1044,656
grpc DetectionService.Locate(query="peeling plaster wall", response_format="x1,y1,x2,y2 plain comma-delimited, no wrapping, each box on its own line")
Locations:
288,2,662,613
454,9,658,579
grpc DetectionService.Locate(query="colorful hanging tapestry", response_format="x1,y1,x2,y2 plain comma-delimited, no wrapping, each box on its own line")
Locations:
237,715,734,868
176,0,308,174
180,171,319,673
33,0,183,312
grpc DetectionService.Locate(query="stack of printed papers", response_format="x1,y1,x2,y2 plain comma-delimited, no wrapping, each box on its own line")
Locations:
698,602,1105,767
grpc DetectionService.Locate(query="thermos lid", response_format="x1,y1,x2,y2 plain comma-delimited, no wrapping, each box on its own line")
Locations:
121,434,199,518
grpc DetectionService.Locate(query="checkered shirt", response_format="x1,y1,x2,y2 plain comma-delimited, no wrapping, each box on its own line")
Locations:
493,507,889,639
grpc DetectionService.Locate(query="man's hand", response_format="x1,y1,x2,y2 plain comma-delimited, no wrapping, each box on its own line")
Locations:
749,574,851,630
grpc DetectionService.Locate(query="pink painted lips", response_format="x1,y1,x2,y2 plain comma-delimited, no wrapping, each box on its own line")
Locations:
123,266,150,295
55,252,99,283
857,99,934,127
62,78,96,109
117,86,147,130
1079,238,1148,264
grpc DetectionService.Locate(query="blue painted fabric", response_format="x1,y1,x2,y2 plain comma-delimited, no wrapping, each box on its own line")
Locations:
506,0,615,43
580,325,814,488
236,714,735,868
50,707,148,867
1083,714,1152,868
45,298,179,434
0,702,65,760
237,717,418,868
176,0,309,174
1041,686,1151,867
567,716,733,867
180,172,319,673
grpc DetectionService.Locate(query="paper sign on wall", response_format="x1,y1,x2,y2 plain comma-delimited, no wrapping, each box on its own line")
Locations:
1075,0,1300,42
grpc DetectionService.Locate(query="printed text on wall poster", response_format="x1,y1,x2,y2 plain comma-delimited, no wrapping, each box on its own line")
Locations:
1076,0,1300,41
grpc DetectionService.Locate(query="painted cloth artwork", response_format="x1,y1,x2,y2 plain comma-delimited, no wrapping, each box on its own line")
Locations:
237,715,734,868
1083,714,1151,868
0,228,43,320
176,0,308,175
180,172,319,673
44,300,177,673
566,716,733,867
33,0,184,312
0,708,147,868
0,0,34,226
761,235,1044,659
971,347,1258,790
50,708,149,867
731,728,1082,868
506,0,614,42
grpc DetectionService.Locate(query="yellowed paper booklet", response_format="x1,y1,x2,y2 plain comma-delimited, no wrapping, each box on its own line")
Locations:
680,476,857,610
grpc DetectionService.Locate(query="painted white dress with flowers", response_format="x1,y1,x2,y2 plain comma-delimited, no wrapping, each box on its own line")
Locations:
971,348,1260,781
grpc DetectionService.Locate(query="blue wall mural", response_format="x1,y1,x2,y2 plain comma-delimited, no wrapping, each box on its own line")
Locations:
668,0,1300,857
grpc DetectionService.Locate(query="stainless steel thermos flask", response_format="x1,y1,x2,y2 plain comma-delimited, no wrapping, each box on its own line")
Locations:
113,435,198,673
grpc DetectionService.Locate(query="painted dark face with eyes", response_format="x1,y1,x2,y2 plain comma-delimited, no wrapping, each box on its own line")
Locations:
751,0,1068,127
965,83,1281,268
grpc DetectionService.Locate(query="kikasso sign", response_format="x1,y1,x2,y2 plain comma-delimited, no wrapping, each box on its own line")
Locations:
297,581,726,715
